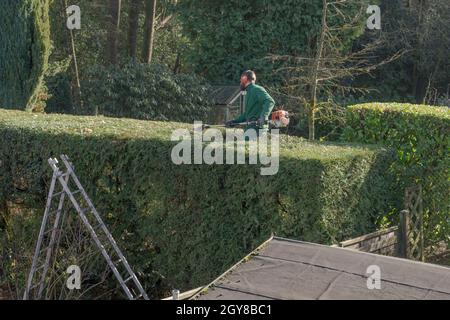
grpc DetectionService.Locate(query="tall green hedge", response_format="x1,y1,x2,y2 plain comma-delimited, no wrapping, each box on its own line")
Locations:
342,103,450,248
0,0,50,111
0,109,397,297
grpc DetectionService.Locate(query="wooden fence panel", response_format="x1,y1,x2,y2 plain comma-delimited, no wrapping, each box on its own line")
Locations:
339,226,399,256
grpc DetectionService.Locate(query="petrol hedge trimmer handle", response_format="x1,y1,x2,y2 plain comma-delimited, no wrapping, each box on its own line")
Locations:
203,110,290,130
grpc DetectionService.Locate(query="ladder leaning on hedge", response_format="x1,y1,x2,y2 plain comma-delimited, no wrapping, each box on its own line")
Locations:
23,155,149,300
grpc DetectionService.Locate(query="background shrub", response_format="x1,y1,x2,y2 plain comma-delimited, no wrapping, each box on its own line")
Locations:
80,62,213,123
342,103,450,248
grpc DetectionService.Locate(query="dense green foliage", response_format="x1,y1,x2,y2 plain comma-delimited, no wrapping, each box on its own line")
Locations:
42,0,450,124
81,62,213,122
0,0,51,111
4,1,449,117
342,103,450,247
0,109,397,297
177,0,370,85
45,0,191,116
1,0,449,299
353,0,450,104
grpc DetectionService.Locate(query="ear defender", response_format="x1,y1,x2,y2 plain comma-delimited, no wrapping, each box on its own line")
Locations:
243,70,255,81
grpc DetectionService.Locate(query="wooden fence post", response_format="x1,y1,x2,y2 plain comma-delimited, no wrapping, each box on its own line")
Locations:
398,209,410,258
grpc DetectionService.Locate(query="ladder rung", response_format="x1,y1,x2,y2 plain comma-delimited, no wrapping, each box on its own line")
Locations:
29,283,40,290
49,209,62,215
39,246,49,253
57,172,70,179
43,228,58,236
135,294,143,299
95,223,105,230
114,258,128,266
51,189,81,199
124,276,134,283
80,208,91,214
35,264,45,271
52,191,65,198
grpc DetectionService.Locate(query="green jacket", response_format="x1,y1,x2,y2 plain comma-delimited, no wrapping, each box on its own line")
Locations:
233,83,275,126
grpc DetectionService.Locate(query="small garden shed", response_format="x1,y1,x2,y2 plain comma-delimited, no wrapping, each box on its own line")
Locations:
208,86,244,124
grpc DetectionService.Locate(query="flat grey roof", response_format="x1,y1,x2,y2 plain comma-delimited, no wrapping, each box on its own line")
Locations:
195,237,450,300
209,86,241,105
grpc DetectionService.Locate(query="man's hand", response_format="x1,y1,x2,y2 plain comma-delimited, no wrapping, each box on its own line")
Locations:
257,117,267,128
225,120,236,128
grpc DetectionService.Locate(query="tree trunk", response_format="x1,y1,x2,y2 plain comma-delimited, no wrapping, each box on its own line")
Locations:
107,0,122,65
69,26,83,111
308,105,315,141
173,51,181,74
128,0,141,59
64,0,82,112
142,0,157,63
308,0,327,140
413,0,429,103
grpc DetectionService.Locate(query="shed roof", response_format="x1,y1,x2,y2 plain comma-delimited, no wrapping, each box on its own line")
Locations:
194,237,450,300
209,86,241,105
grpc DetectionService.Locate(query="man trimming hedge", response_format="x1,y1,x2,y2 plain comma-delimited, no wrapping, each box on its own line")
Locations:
225,70,276,132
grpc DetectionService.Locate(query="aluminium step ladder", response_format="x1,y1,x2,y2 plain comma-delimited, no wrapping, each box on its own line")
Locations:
23,155,149,300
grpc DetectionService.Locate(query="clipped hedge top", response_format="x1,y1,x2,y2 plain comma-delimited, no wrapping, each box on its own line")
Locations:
0,109,383,161
348,102,450,119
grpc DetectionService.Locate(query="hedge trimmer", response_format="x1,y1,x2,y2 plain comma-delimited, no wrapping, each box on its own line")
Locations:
202,110,290,130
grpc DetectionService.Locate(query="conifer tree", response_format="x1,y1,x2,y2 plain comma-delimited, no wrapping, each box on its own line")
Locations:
0,0,51,111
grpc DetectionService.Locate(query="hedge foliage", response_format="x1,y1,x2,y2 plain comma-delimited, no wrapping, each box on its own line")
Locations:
0,109,397,297
0,0,51,111
342,103,450,247
81,62,213,123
